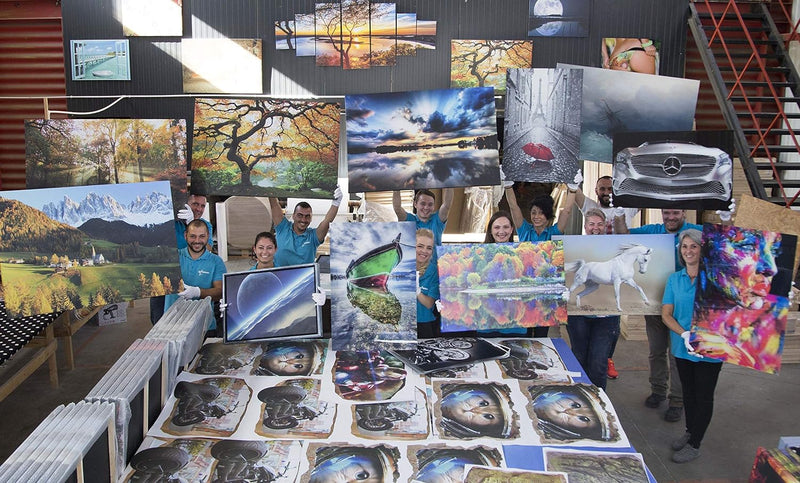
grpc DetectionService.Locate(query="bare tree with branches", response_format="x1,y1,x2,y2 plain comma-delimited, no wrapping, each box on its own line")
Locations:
452,40,532,87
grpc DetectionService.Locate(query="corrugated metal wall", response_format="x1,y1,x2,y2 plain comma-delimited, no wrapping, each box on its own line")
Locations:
0,1,66,190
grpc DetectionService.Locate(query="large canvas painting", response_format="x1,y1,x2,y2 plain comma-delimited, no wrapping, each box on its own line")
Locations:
436,241,567,332
223,264,322,343
329,222,417,350
0,181,181,318
69,40,130,81
25,119,188,212
450,40,533,95
558,63,699,163
346,87,501,192
315,3,343,67
690,224,796,374
735,193,800,279
560,234,675,315
528,0,591,37
602,38,660,75
181,39,262,94
612,130,734,211
503,68,582,183
191,98,340,197
121,0,183,36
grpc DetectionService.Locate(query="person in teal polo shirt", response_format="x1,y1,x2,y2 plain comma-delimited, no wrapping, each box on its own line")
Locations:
269,187,342,267
393,188,453,246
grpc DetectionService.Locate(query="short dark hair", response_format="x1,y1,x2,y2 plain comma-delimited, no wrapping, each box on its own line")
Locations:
293,201,312,213
253,231,277,249
186,219,209,234
529,195,554,220
414,189,436,203
597,175,612,183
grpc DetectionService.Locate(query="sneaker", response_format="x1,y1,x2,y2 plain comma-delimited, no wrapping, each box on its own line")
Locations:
672,445,700,463
664,406,683,422
607,359,619,379
671,432,691,451
644,393,666,408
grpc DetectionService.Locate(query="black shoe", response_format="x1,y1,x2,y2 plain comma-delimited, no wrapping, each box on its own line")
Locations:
644,393,666,408
664,406,683,422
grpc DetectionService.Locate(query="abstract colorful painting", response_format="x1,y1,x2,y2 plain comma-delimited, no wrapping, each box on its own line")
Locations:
558,63,699,163
690,224,796,374
181,39,262,93
602,38,660,75
346,87,501,192
612,130,734,211
735,193,800,279
332,350,409,401
436,241,567,332
528,0,591,37
223,264,321,343
191,98,339,197
121,0,182,36
329,222,417,351
561,234,675,315
25,119,188,212
69,40,130,81
451,40,533,95
503,68,582,183
0,181,181,318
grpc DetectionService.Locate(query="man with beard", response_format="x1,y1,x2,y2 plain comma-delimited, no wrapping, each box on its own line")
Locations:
573,175,639,234
269,187,342,267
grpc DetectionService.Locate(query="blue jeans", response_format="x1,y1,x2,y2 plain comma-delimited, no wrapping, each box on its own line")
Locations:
566,315,620,390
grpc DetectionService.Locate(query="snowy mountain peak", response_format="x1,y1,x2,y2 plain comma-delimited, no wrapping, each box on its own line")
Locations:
42,190,173,227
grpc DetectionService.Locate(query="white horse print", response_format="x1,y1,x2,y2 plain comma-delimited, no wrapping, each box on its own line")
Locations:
566,243,653,311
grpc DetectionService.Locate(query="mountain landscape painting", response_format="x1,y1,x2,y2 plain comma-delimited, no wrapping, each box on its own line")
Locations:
0,181,181,318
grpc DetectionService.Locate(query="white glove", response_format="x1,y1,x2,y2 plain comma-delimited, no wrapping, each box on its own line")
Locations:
715,199,736,223
332,186,343,207
789,282,797,301
435,300,444,312
562,289,570,302
567,169,583,191
681,331,700,356
312,287,327,306
500,169,514,189
178,284,201,299
612,206,627,219
219,299,228,313
177,204,193,224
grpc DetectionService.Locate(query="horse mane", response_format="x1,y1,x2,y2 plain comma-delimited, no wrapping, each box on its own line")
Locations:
617,243,646,255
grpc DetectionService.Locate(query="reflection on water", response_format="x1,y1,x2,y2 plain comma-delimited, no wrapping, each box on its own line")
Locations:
347,283,401,325
439,291,567,332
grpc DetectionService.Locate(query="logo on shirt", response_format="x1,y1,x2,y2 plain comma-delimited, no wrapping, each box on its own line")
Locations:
198,269,210,275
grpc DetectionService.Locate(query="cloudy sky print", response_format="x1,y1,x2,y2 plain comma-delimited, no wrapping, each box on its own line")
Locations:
346,87,501,192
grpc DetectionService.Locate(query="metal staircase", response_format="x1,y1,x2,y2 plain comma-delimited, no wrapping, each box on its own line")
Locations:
689,0,800,207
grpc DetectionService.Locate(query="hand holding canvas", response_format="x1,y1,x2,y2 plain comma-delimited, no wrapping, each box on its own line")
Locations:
681,331,701,357
312,287,327,306
177,204,193,224
178,284,201,299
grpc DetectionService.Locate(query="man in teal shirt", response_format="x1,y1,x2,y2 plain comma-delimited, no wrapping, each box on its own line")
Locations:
269,187,342,267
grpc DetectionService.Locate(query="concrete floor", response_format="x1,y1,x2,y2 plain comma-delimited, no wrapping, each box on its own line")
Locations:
0,300,798,482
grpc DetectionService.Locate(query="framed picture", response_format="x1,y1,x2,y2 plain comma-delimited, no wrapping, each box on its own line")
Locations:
222,263,322,343
69,40,130,81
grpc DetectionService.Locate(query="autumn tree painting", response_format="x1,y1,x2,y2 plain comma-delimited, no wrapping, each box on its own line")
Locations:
192,98,340,197
450,40,534,94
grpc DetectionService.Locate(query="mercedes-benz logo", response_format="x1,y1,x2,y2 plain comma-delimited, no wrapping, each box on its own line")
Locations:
662,156,682,176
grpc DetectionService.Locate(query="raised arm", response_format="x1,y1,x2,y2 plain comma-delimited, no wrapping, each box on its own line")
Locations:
556,189,577,233
505,186,524,230
269,197,284,228
613,210,630,234
393,191,408,221
438,188,454,222
316,202,339,243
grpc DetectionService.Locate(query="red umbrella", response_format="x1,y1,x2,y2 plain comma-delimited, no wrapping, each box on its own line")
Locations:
522,142,554,160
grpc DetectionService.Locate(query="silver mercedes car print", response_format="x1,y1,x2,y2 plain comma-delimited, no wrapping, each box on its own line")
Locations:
613,141,733,201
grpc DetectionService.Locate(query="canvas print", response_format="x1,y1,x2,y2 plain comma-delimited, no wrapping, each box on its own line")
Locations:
433,381,520,440
181,39,262,93
340,0,372,69
560,234,675,315
603,38,660,75
303,443,401,483
464,466,568,483
370,3,397,66
735,193,800,279
612,130,735,211
0,181,181,318
332,350,408,402
192,98,339,197
275,20,295,50
295,13,316,57
329,222,417,350
190,341,261,376
528,0,591,37
25,118,188,212
388,338,510,374
543,448,648,483
346,87,501,192
70,40,130,80
123,437,302,483
351,388,429,440
251,340,327,377
525,383,624,445
408,445,503,482
558,63,699,163
396,13,417,56
690,224,796,374
160,377,251,437
416,20,437,50
496,338,569,381
120,0,182,36
223,264,322,343
451,40,533,95
255,378,335,438
315,3,342,66
436,241,567,332
503,68,582,183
